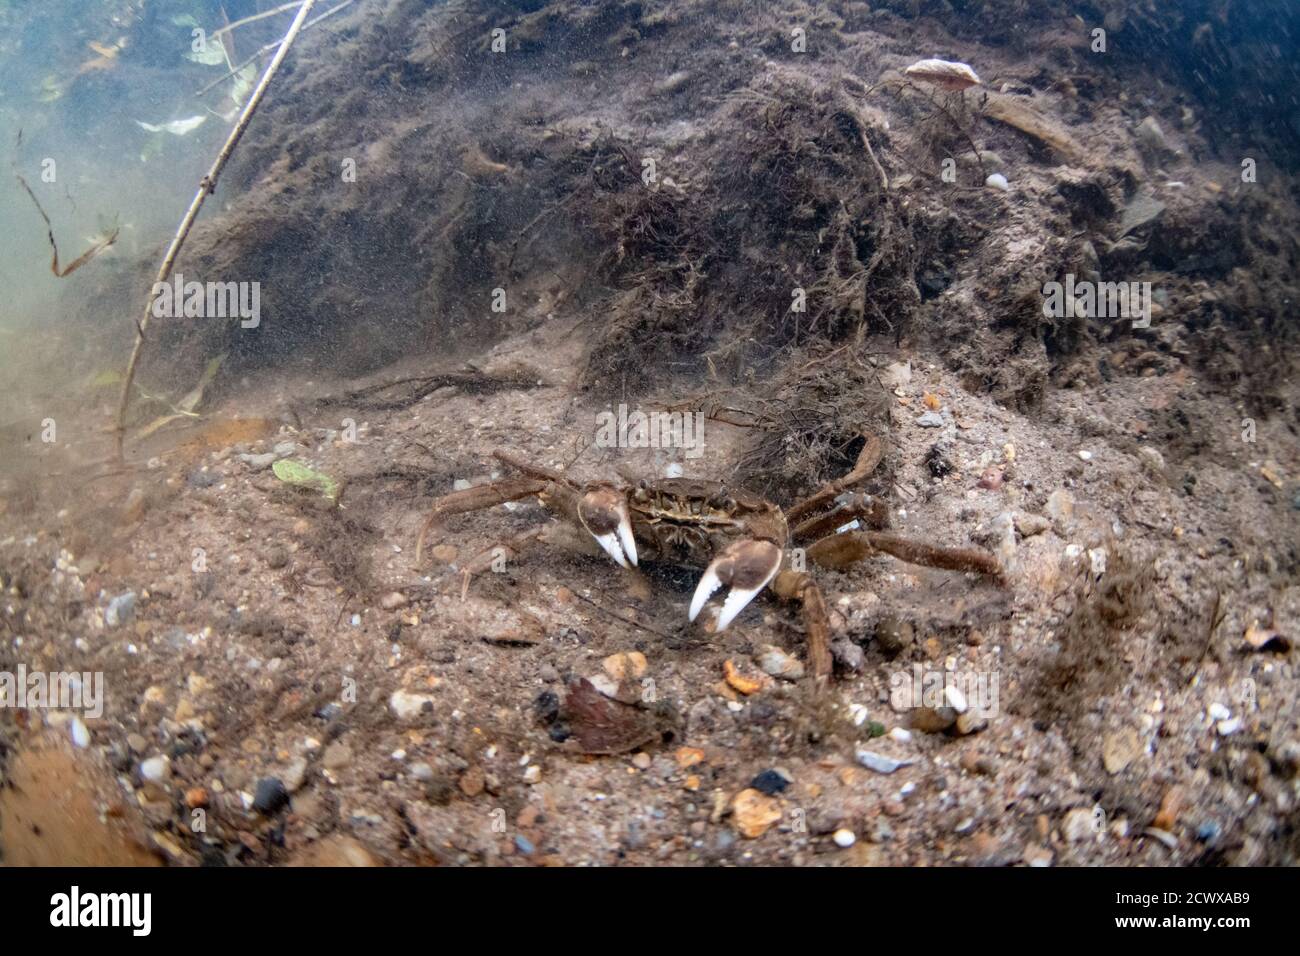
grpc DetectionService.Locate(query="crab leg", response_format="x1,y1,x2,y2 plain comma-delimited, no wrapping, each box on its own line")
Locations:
415,477,546,564
689,539,783,630
771,570,834,681
456,526,546,599
807,530,1002,578
784,433,884,524
789,492,890,543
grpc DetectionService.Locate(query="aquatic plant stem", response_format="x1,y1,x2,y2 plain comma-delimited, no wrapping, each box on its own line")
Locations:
113,0,320,461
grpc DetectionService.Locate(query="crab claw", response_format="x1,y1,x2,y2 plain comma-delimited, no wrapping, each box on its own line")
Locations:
689,539,783,630
577,484,638,569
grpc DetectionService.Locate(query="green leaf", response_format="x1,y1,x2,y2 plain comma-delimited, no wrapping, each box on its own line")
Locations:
272,460,340,501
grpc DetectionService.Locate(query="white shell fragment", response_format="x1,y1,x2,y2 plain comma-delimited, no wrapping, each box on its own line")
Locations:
986,173,1010,191
856,749,913,774
135,115,208,136
904,58,982,91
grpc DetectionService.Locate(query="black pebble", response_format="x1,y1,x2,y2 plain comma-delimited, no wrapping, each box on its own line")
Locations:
750,769,790,796
252,777,290,815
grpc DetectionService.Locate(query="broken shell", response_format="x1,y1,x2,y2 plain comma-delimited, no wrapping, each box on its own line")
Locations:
904,58,982,91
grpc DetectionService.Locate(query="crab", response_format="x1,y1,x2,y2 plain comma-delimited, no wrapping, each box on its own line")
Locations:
416,437,1002,680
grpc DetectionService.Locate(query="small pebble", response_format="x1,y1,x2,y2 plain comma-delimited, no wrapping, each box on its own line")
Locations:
985,173,1010,191
139,755,170,783
69,718,90,749
750,769,792,796
832,828,857,848
856,750,912,774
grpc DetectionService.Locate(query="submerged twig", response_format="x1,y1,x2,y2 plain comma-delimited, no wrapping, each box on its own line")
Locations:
14,173,118,276
114,0,321,461
212,1,307,39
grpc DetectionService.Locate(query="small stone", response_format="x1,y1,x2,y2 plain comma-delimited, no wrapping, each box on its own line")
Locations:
252,777,290,815
139,755,170,783
749,769,792,796
832,828,857,848
1137,446,1166,477
875,616,914,656
1023,844,1054,867
1103,728,1143,774
831,639,864,672
602,651,648,681
985,172,1010,191
1077,449,1093,461
389,689,435,721
855,749,912,774
1014,513,1051,537
911,706,957,733
756,644,805,681
379,591,408,610
239,452,277,470
916,411,946,428
184,787,210,809
731,788,782,839
1216,717,1243,736
631,752,652,770
105,591,137,628
954,711,988,736
675,747,705,769
1207,702,1231,721
1063,807,1100,842
459,766,486,797
69,718,90,749
523,765,542,784
1136,115,1170,154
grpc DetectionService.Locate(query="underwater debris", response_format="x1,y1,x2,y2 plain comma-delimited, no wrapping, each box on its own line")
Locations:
273,460,341,502
13,174,119,277
904,58,982,91
982,93,1082,162
135,116,208,136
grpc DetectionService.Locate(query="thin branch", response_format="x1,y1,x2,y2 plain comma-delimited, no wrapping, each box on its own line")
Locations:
114,0,321,461
212,1,306,39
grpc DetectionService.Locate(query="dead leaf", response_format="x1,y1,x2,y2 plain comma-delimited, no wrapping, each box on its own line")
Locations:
559,678,662,755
